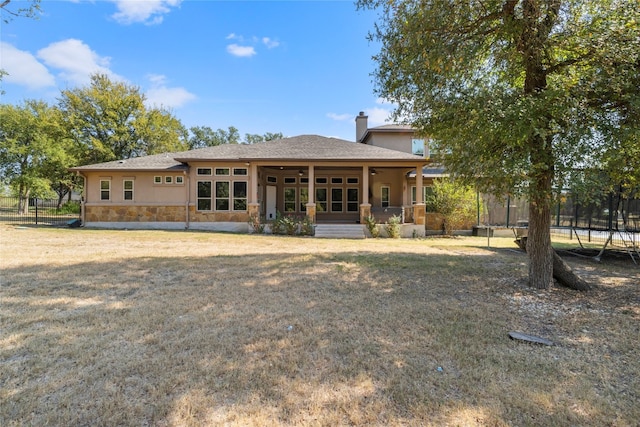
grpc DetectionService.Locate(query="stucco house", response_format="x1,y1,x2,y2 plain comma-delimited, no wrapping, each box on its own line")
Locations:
71,112,440,236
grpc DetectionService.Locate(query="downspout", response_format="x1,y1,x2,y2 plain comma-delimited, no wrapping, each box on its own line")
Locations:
75,171,87,227
184,169,190,230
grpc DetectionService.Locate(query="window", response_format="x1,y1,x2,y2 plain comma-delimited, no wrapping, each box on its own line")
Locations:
331,188,343,212
215,181,230,210
233,168,248,176
331,177,343,184
197,181,212,210
381,186,390,208
215,168,230,176
411,186,431,204
165,176,173,184
316,188,327,212
284,188,296,212
284,177,297,184
316,177,328,184
412,139,425,157
300,177,309,184
154,176,162,184
100,180,110,201
123,180,134,201
197,168,212,176
300,188,308,212
347,188,359,212
267,176,277,183
175,176,184,184
233,181,247,211
347,177,359,184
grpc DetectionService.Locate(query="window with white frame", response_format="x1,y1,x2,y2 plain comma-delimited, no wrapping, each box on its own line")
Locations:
215,181,230,210
381,186,390,208
347,188,359,212
197,168,212,176
233,168,247,176
175,176,184,184
197,181,212,210
331,188,343,212
100,179,111,201
412,139,425,157
284,187,296,212
233,181,247,211
154,176,162,184
215,168,230,176
299,188,308,212
165,176,173,184
316,188,327,212
123,179,134,201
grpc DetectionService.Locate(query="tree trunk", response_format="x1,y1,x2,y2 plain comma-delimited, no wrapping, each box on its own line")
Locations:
527,175,554,289
516,237,592,291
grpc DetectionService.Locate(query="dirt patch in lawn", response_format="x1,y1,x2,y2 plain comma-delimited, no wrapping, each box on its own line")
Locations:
1,226,638,426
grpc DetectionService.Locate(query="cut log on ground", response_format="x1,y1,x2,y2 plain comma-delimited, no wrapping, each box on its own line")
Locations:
514,237,592,291
508,331,554,346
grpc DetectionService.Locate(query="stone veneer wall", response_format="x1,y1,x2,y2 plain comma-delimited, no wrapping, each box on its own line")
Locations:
86,205,186,222
188,206,249,223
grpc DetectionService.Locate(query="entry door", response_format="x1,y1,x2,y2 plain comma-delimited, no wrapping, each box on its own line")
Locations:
266,185,277,220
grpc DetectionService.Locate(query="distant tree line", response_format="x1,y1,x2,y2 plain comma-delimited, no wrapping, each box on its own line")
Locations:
0,73,283,211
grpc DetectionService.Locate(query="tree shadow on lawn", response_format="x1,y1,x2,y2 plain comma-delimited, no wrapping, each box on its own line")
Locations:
1,250,638,426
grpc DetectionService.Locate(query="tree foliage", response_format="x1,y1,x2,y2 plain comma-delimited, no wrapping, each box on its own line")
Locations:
189,127,283,149
1,0,41,23
359,0,640,289
0,100,73,212
428,178,477,236
59,74,188,164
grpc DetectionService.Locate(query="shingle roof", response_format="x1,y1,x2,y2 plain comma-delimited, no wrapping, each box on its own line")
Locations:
70,135,425,172
70,152,188,172
175,135,424,162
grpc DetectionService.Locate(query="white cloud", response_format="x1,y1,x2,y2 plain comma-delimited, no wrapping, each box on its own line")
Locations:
365,107,393,126
0,42,56,90
225,34,279,57
326,112,352,121
110,0,182,25
144,74,196,108
37,39,120,86
226,44,256,58
262,37,280,49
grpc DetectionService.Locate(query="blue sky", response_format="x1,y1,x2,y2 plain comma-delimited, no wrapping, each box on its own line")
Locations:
1,0,395,141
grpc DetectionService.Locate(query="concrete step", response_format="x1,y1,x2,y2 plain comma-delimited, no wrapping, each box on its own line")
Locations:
314,224,366,239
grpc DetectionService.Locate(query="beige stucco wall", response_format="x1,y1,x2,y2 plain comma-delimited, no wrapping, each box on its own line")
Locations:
368,168,408,207
84,171,188,204
367,132,414,153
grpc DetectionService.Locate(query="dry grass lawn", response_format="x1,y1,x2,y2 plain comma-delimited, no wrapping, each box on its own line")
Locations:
1,225,638,426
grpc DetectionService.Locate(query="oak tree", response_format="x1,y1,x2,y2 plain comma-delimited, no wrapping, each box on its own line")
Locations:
359,0,640,289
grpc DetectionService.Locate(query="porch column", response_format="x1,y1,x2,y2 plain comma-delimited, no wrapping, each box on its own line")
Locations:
248,162,260,218
360,165,371,223
249,163,258,204
306,165,316,222
413,164,426,225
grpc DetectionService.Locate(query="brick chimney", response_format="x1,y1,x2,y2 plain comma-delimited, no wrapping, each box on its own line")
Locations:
355,111,368,143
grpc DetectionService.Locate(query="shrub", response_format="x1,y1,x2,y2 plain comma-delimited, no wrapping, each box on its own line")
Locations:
385,214,402,238
299,216,315,236
364,215,379,238
427,178,477,235
270,211,287,235
248,213,265,234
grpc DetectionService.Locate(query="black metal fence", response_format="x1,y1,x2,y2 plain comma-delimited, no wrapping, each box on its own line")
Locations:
478,194,529,227
0,197,81,226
